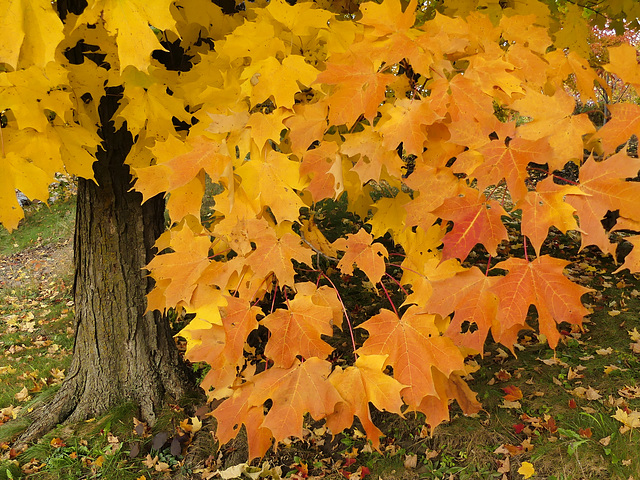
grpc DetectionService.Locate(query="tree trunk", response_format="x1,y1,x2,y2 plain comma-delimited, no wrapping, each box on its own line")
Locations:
16,89,196,445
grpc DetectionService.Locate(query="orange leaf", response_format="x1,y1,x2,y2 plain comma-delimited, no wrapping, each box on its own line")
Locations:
433,187,509,261
502,385,523,401
333,229,388,285
357,306,465,407
491,255,592,349
423,266,499,354
327,354,405,449
262,286,336,368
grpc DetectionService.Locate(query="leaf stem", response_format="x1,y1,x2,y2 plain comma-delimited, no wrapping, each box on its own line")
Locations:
379,280,399,318
319,271,358,361
384,272,410,297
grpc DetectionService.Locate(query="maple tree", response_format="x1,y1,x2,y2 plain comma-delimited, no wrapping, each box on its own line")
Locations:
4,0,640,460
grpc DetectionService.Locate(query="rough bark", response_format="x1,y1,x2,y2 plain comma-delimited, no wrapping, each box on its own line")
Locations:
16,88,196,445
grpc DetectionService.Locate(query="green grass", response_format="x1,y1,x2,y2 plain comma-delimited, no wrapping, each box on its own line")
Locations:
0,196,76,256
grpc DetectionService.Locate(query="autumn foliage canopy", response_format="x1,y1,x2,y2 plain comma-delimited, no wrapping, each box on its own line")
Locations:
4,0,640,459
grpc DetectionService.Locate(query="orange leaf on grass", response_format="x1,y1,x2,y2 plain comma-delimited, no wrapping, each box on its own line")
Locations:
502,385,523,401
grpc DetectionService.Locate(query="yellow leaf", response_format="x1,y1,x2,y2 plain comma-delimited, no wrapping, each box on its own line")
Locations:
612,408,640,430
241,56,319,109
0,0,64,69
264,0,333,36
518,461,535,479
77,0,176,72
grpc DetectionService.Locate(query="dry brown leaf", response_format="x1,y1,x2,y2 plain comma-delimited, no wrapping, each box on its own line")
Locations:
404,454,418,469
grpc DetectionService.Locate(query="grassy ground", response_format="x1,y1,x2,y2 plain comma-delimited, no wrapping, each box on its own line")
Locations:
1,195,640,480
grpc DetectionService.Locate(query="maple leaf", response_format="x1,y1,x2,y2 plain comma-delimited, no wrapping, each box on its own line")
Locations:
245,226,313,288
545,50,602,102
283,102,328,156
241,56,319,109
0,0,64,69
416,369,481,429
340,129,405,184
184,296,260,364
261,284,336,368
502,385,523,401
77,0,176,72
300,141,344,201
146,223,212,309
213,382,274,459
614,236,640,274
359,0,416,36
491,255,592,349
315,53,391,125
565,151,640,255
327,354,405,449
358,306,465,407
375,98,441,156
474,135,552,203
518,177,583,254
248,358,342,444
433,187,509,261
333,229,389,285
403,166,460,231
604,43,640,90
235,148,307,224
133,135,233,204
512,88,595,168
423,266,499,354
595,103,640,155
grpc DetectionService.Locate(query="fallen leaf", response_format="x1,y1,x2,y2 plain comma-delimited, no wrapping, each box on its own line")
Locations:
585,386,602,400
518,461,535,479
497,456,510,474
612,408,640,433
619,386,640,399
404,454,417,469
50,437,66,448
578,427,592,438
502,385,523,401
595,347,613,355
598,435,611,446
14,386,31,402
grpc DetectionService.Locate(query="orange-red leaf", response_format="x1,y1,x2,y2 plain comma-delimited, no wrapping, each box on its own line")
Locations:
433,187,509,261
502,385,523,401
